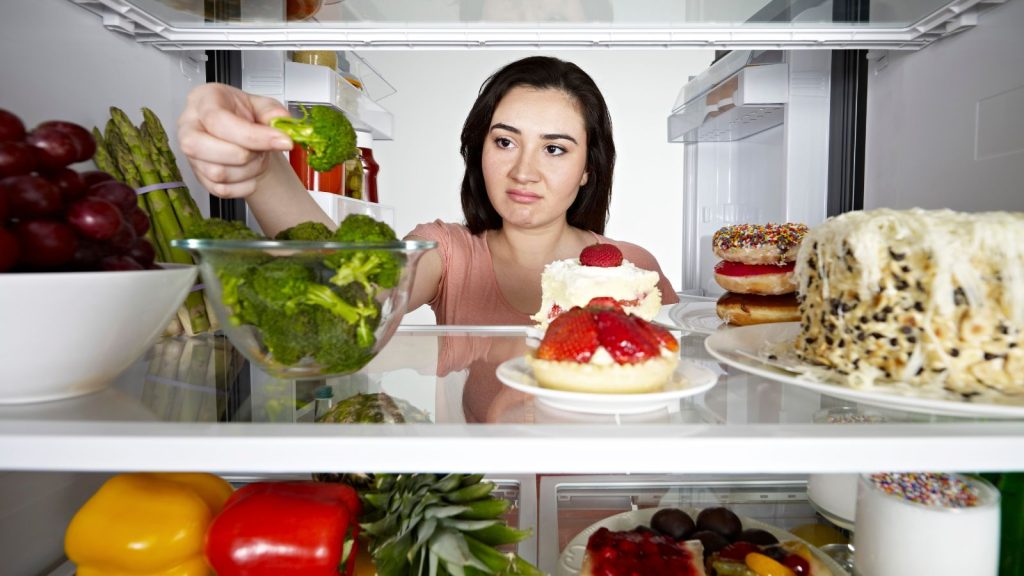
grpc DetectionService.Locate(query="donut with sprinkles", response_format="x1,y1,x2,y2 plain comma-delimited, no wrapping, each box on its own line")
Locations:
712,222,809,265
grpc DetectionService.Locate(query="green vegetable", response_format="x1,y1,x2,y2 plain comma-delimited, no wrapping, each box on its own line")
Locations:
326,214,404,295
189,216,402,375
275,221,333,241
186,218,264,241
270,104,357,172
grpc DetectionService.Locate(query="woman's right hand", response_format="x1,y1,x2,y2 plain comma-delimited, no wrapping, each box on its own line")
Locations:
177,83,295,199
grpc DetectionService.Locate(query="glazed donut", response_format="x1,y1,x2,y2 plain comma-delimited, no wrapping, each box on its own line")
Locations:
716,292,800,326
713,260,796,295
712,223,809,265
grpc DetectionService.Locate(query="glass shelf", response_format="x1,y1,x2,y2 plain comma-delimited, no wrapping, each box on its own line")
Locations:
1,315,1021,475
68,0,1001,50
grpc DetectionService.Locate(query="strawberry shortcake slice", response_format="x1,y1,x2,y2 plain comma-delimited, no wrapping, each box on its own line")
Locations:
531,243,662,328
526,300,679,394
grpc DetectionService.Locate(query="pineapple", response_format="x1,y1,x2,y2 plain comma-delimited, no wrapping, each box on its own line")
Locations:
359,474,542,576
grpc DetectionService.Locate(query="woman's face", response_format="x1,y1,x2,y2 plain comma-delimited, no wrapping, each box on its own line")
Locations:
482,85,589,231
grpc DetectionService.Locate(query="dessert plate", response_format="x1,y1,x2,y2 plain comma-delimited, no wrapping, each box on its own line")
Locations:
704,323,1024,419
495,357,718,414
557,507,848,576
665,301,726,335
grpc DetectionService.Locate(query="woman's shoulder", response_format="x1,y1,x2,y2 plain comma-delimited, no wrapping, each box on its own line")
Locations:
406,219,470,240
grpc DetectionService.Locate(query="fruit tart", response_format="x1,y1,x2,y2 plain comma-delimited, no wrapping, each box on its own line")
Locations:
582,527,707,576
526,299,680,394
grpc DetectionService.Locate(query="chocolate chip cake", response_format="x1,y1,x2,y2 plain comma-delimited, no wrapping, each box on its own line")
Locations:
793,208,1024,396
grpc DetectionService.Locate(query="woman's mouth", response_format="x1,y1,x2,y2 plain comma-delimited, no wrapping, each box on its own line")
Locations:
507,189,541,203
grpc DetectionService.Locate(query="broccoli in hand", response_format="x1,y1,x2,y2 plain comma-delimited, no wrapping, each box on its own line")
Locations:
270,105,357,172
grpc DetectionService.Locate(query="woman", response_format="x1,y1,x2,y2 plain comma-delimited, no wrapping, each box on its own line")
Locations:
177,56,678,325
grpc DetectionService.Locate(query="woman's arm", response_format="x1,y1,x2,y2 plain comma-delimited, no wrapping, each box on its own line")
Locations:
403,233,443,313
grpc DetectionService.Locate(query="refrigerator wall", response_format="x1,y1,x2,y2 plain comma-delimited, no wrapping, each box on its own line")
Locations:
1,0,208,216
863,0,1024,212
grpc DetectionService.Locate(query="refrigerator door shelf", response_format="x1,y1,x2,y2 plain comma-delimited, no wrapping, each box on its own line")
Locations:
284,61,394,140
668,54,788,143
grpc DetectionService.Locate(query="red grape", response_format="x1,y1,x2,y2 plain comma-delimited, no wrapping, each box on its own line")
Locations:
66,197,124,240
26,126,79,169
0,141,39,178
0,110,26,143
0,227,18,271
69,237,106,270
37,120,96,162
87,180,137,213
126,237,156,267
100,255,144,271
0,186,7,223
81,170,115,187
107,220,137,254
43,167,87,203
126,205,151,236
2,174,62,218
13,219,78,269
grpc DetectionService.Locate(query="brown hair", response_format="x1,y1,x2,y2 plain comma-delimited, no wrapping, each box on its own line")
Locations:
460,56,615,235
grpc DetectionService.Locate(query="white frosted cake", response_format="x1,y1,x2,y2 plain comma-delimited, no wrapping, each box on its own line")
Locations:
794,208,1024,395
532,258,662,327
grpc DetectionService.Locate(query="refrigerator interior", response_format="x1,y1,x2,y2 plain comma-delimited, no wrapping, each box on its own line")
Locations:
2,0,1023,574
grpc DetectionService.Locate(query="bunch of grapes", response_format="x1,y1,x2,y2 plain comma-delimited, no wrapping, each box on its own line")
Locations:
0,108,156,273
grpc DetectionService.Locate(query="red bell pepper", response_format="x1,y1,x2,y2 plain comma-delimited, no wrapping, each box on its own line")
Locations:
205,481,361,576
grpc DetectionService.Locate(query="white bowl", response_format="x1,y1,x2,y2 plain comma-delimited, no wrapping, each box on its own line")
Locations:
0,265,198,404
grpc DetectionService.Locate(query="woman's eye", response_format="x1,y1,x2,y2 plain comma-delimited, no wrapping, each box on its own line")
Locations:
494,137,514,149
545,144,566,156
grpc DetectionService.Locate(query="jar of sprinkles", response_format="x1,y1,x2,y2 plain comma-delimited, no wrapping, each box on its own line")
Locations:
854,472,1000,576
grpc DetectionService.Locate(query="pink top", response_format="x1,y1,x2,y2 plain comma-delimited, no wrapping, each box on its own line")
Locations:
408,220,679,325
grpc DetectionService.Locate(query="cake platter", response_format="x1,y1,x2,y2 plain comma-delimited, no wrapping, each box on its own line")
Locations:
664,301,727,335
556,506,849,576
704,323,1024,419
495,357,718,414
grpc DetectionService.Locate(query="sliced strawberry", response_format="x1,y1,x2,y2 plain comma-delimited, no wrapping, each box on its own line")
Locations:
585,296,624,312
579,243,623,267
594,310,659,364
536,307,599,362
631,316,679,352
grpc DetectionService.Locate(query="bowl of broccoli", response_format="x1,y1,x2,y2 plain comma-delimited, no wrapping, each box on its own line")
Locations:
172,215,435,380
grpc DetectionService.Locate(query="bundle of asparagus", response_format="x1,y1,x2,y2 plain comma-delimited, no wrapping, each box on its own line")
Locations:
93,107,215,336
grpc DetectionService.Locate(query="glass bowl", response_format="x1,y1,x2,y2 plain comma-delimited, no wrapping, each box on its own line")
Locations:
172,238,435,380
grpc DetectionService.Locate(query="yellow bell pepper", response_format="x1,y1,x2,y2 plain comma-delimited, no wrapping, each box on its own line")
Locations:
65,472,233,576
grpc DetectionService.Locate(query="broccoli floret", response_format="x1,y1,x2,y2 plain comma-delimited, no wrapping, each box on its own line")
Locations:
187,217,265,240
325,214,403,294
226,255,380,372
270,105,357,172
326,250,404,294
275,221,334,241
333,214,398,243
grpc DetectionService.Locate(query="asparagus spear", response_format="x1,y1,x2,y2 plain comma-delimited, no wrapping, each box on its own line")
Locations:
108,108,211,335
141,119,202,235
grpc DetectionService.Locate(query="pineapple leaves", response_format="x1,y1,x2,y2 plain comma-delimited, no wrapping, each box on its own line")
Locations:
361,473,539,576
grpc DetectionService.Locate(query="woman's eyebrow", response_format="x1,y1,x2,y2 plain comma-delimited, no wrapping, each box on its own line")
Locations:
490,122,578,144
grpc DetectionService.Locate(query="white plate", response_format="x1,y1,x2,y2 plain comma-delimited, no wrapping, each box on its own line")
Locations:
557,507,849,576
665,301,726,335
495,357,718,414
704,323,1024,419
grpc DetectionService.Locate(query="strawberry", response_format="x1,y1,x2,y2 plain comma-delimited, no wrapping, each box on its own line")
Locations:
594,309,659,364
579,243,623,267
585,296,624,312
536,307,599,362
631,316,679,352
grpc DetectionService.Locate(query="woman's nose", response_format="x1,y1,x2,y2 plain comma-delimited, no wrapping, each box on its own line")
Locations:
509,150,540,183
